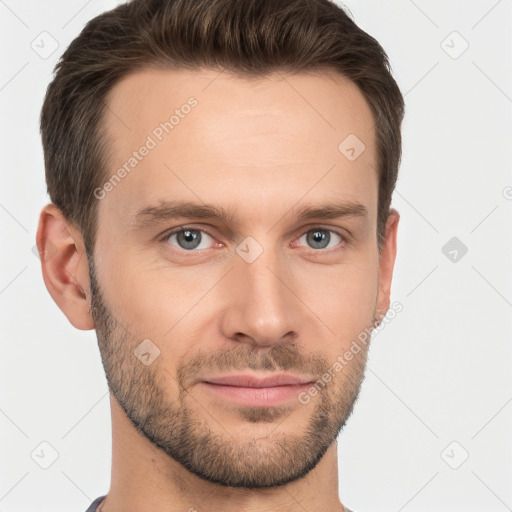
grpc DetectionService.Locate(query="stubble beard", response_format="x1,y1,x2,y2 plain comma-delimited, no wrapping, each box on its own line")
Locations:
88,256,374,488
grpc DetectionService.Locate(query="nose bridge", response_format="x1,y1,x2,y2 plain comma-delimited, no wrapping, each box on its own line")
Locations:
221,238,298,345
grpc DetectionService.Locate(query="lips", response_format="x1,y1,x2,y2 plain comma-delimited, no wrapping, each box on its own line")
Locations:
201,373,315,388
197,373,316,407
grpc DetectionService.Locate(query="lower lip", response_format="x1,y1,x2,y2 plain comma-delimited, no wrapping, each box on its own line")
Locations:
199,382,312,407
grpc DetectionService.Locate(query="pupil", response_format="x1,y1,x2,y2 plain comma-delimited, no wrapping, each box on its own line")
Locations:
179,229,201,249
308,229,329,249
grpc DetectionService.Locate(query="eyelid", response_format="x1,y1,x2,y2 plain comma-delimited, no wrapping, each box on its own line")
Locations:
159,225,220,249
291,225,348,251
159,224,349,254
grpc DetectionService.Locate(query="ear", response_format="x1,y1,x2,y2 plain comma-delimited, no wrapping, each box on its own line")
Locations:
375,208,400,323
35,203,95,330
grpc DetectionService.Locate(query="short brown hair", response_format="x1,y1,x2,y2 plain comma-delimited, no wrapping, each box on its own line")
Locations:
40,0,404,255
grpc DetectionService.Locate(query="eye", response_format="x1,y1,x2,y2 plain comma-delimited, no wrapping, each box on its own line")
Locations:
296,228,344,251
163,228,216,251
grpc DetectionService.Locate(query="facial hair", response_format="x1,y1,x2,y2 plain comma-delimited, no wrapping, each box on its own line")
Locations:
88,255,375,489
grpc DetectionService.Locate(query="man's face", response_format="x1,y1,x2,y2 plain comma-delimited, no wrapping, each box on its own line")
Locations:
90,68,388,488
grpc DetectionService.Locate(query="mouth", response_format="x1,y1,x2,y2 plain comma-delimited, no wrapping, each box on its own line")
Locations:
197,373,316,407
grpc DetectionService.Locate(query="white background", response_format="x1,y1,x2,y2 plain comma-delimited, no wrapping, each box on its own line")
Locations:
0,1,511,511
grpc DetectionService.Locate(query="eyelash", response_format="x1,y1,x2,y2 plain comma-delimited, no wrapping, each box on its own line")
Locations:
159,225,348,254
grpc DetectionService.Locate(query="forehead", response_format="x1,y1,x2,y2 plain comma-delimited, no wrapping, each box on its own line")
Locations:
99,67,378,229
104,67,375,146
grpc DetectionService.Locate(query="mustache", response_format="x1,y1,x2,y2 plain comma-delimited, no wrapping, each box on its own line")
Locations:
177,342,329,385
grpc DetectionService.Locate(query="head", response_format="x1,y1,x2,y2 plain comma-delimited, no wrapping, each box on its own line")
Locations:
37,0,404,489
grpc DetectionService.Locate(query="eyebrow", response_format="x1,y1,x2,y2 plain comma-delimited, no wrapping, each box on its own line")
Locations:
131,199,368,229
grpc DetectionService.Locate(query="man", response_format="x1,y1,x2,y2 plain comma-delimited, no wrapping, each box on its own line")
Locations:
36,0,404,510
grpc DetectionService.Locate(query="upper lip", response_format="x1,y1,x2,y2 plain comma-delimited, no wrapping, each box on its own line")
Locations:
200,373,316,388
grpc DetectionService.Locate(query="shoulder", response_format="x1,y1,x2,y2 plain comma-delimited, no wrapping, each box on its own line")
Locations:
84,495,106,512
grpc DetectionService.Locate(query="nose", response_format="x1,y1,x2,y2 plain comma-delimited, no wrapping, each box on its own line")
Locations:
219,244,301,348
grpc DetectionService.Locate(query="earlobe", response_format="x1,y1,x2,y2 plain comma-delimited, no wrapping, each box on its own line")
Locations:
35,203,95,330
376,208,400,320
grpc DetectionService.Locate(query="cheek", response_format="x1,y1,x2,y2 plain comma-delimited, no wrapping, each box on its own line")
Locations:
302,259,379,348
98,250,219,337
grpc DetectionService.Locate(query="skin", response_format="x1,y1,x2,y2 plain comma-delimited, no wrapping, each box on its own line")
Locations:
36,68,399,512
